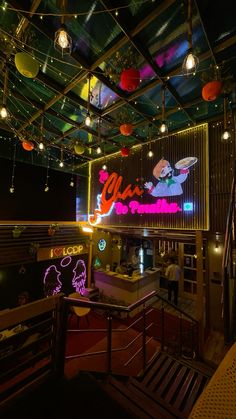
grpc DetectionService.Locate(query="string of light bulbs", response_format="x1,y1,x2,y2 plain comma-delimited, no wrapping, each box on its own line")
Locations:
4,0,154,17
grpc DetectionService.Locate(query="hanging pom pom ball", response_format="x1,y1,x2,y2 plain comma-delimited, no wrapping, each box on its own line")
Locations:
202,80,222,101
15,52,39,78
120,68,140,92
120,123,133,136
22,140,34,151
74,142,85,155
120,146,130,157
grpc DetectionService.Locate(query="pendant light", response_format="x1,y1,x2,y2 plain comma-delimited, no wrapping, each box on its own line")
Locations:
221,96,231,142
54,0,72,56
85,74,92,126
59,147,64,167
96,117,102,154
160,85,168,134
9,142,16,193
182,0,199,76
0,63,9,119
39,116,45,150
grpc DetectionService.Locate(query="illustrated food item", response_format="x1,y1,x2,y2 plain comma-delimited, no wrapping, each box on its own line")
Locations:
175,157,198,169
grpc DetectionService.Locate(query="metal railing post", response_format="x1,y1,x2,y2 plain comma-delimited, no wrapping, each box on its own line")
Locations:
106,312,113,374
179,313,183,356
161,301,165,351
142,305,147,371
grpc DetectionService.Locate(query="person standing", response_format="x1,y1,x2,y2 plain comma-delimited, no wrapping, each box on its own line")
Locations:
165,257,181,306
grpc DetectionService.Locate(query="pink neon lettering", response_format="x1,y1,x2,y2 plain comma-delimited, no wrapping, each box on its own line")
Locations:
115,199,182,215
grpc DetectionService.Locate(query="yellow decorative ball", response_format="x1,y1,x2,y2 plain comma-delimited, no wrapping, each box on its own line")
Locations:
74,143,85,155
14,52,39,78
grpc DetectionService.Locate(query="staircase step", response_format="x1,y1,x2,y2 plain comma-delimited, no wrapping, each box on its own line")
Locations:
180,373,207,416
128,378,179,418
103,376,178,419
172,369,196,410
141,352,170,386
164,366,189,404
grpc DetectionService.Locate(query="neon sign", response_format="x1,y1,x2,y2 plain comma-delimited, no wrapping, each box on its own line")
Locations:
43,257,87,297
50,245,84,258
72,259,87,295
43,265,62,297
98,238,107,251
115,199,182,215
89,172,143,225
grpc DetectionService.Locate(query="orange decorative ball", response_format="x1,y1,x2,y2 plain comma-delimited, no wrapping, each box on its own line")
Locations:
22,140,34,151
120,123,133,136
202,80,222,101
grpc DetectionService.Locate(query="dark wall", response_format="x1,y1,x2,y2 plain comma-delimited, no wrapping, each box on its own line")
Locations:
0,158,86,221
0,254,88,310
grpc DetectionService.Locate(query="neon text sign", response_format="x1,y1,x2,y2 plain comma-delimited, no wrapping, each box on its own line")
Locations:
115,199,182,215
50,245,84,258
89,172,143,225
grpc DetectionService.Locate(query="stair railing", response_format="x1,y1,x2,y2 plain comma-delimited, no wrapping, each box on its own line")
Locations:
62,290,198,375
222,176,236,343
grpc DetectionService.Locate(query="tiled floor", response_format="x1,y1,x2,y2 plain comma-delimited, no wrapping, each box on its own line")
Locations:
155,288,197,319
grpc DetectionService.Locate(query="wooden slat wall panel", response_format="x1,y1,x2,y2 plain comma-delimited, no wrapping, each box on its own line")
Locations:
90,124,209,230
208,120,234,233
0,225,87,267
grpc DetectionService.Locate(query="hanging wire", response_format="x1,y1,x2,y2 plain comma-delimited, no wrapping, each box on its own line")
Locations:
44,157,50,192
9,142,17,193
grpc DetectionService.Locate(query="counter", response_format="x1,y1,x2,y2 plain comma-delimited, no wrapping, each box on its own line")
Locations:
94,268,161,311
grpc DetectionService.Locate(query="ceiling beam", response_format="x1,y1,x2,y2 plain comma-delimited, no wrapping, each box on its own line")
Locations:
99,0,195,124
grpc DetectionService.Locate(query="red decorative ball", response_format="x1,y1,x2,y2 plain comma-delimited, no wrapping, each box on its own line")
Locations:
120,146,130,157
202,80,222,101
120,123,133,136
120,68,140,92
22,140,34,151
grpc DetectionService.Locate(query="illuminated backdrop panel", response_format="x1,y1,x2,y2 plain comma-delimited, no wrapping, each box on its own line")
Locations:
89,124,209,231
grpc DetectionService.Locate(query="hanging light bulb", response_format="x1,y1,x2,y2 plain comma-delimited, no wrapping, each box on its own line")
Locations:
70,174,74,187
59,147,64,167
160,85,168,135
1,64,9,119
9,143,16,194
221,96,231,142
102,164,107,170
54,0,72,57
85,113,91,126
44,185,49,192
58,27,70,49
96,146,102,154
0,105,8,119
147,150,154,158
182,0,199,76
85,74,92,126
39,116,45,150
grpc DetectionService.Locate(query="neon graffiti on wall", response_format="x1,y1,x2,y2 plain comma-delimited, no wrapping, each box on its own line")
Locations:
72,259,87,295
43,256,87,297
43,265,62,297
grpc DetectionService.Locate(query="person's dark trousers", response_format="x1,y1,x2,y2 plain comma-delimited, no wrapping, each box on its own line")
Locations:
168,281,179,306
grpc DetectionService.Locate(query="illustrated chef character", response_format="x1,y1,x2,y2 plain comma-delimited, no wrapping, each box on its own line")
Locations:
144,158,190,197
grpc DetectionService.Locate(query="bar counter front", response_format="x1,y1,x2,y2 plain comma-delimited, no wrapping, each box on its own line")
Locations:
94,267,161,310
